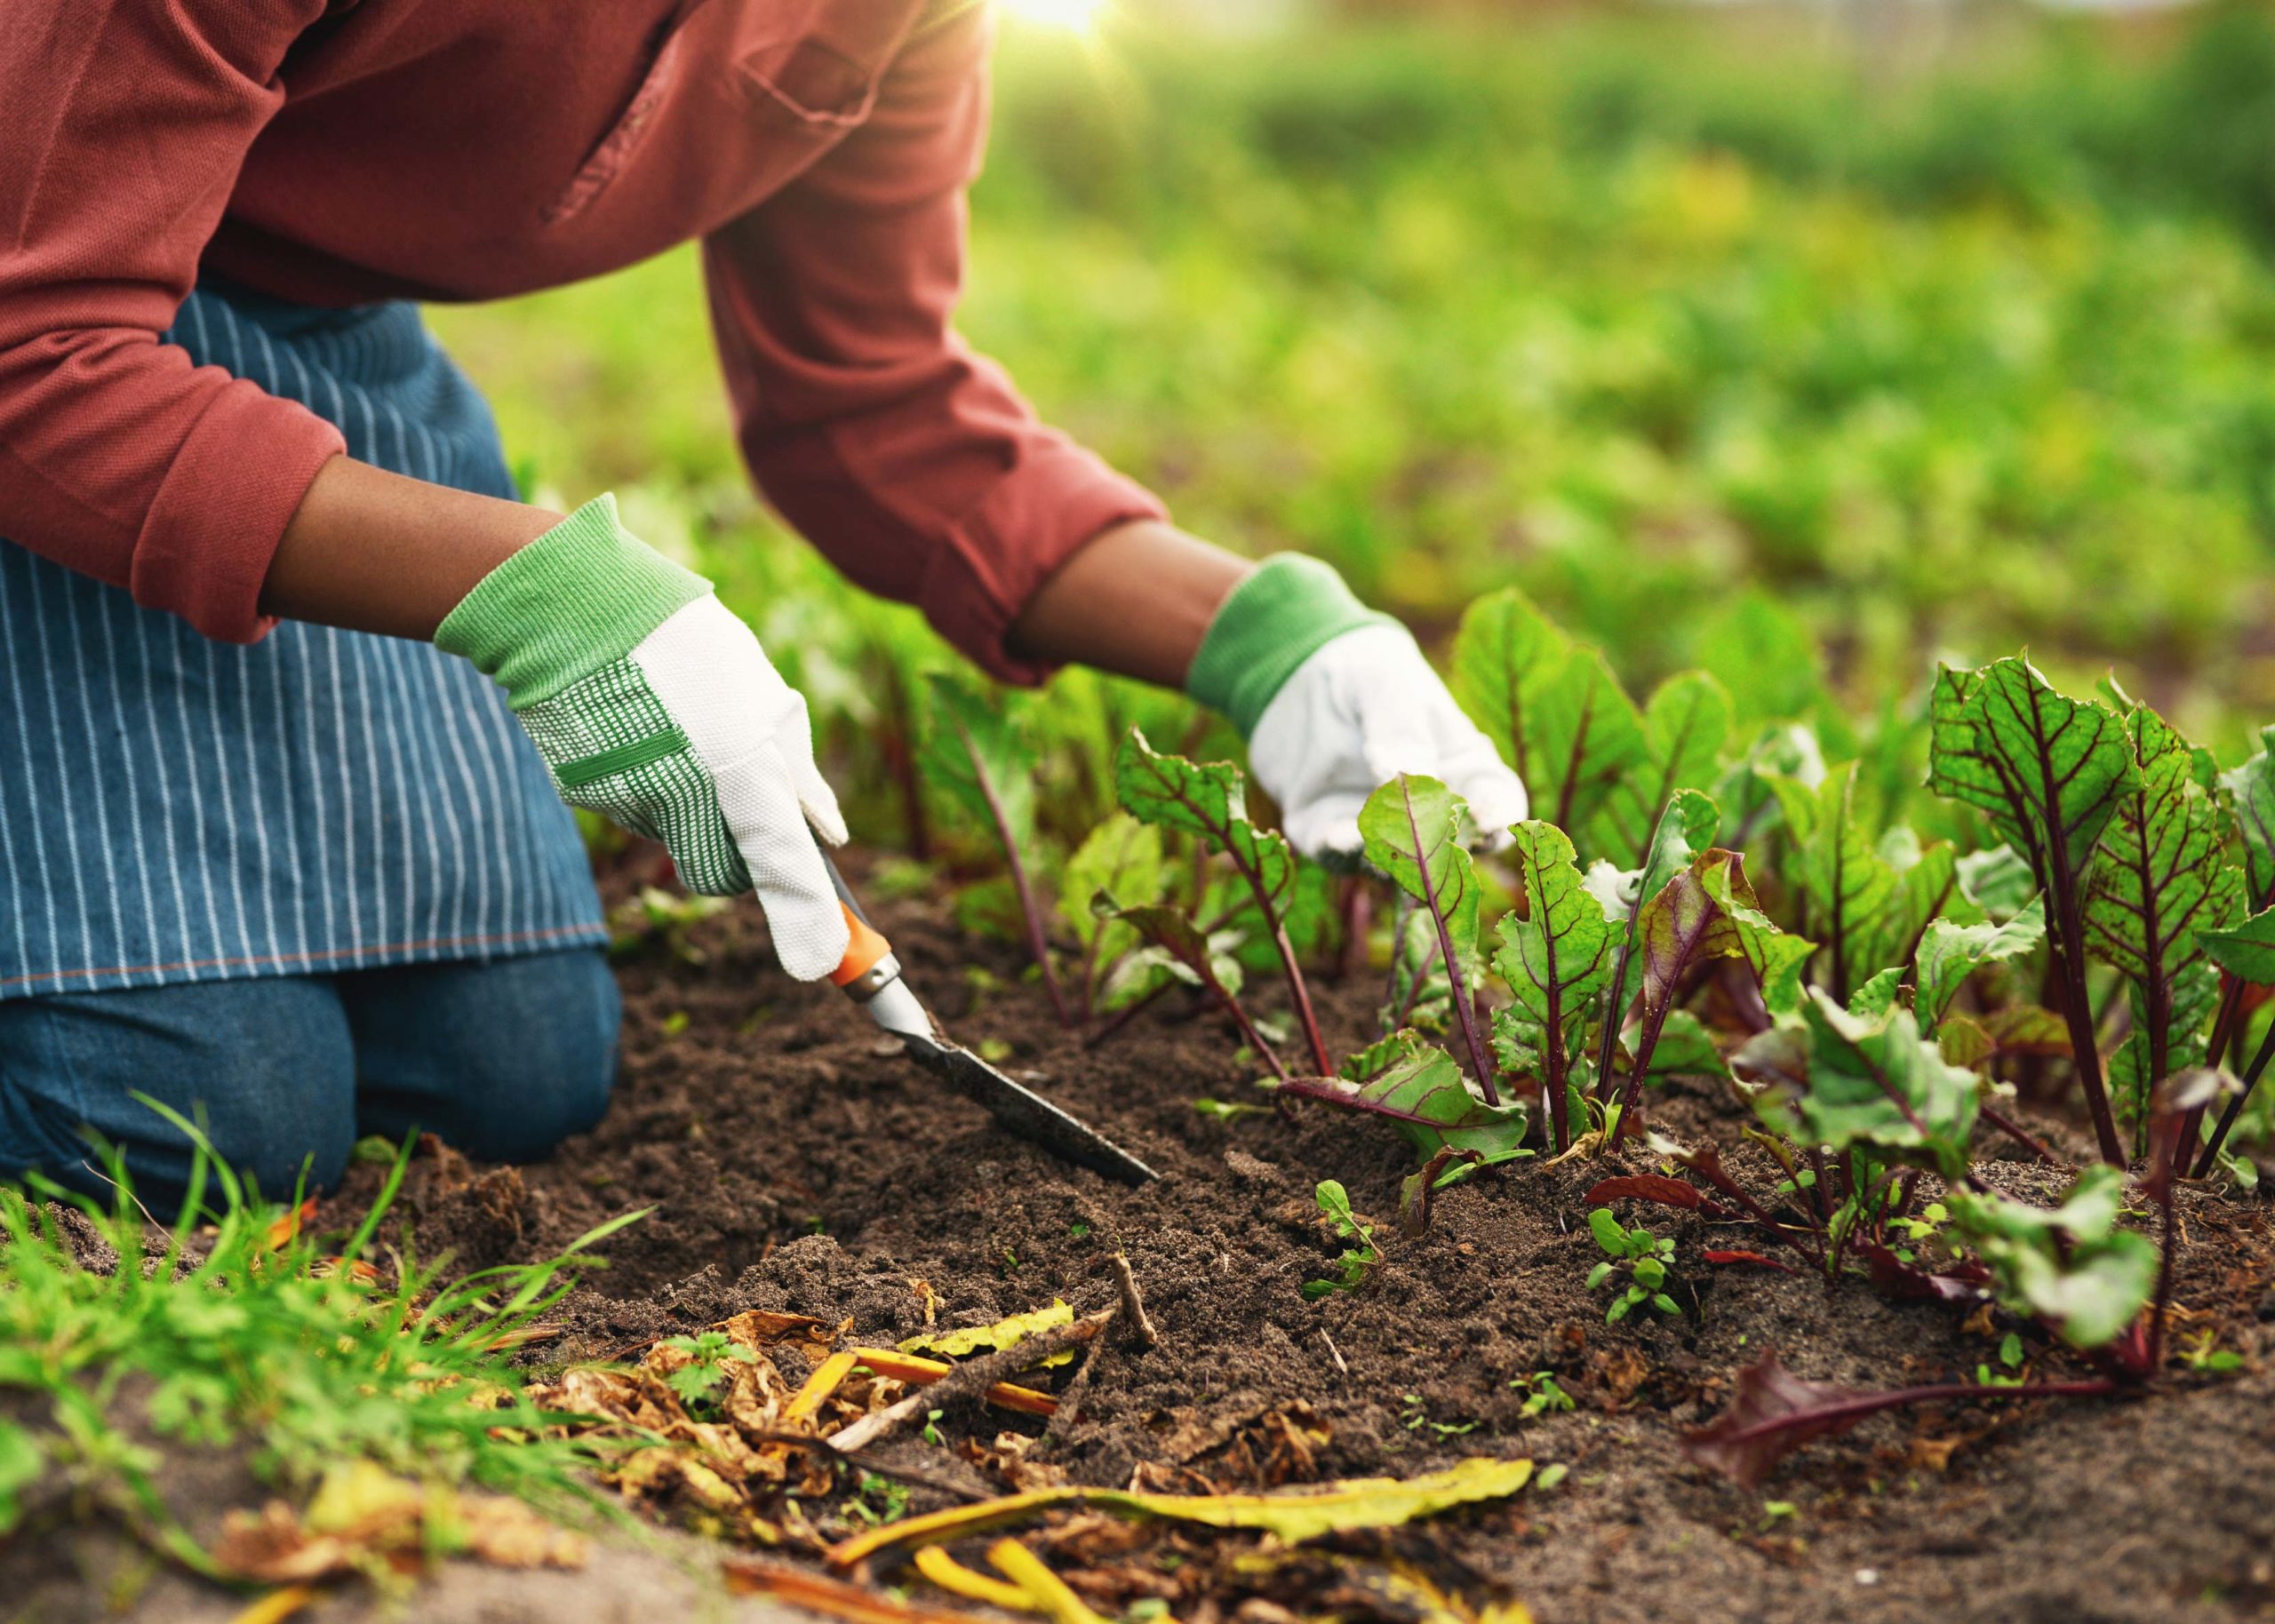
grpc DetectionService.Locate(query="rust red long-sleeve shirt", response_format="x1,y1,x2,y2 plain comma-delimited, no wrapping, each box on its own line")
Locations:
0,0,1165,681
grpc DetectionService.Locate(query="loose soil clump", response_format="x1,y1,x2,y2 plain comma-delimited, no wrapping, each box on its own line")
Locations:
329,885,2275,1624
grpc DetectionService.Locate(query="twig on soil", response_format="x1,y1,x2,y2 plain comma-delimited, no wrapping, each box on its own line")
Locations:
743,1430,994,1503
830,1309,1115,1455
1318,1328,1348,1378
1111,1254,1160,1348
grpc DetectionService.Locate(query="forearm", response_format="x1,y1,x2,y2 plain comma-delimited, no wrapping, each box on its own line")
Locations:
1005,520,1252,689
261,454,563,640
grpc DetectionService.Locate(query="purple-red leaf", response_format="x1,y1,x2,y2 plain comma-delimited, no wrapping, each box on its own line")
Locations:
1585,1174,1704,1210
1682,1351,1888,1487
1857,1242,1990,1303
1702,1249,1795,1272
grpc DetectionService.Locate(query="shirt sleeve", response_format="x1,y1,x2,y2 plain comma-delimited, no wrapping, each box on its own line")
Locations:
0,1,346,644
702,4,1167,685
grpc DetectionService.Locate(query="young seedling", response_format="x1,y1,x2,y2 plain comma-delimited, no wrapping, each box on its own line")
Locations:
1586,1208,1680,1324
1302,1180,1382,1300
1359,774,1499,1099
660,1330,762,1415
1116,729,1331,1073
1511,1371,1577,1420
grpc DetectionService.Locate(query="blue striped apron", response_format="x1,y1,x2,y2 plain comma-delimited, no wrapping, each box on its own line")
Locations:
0,281,607,1000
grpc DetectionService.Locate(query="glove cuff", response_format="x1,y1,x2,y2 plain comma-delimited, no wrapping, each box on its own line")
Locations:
435,493,710,709
1185,554,1395,736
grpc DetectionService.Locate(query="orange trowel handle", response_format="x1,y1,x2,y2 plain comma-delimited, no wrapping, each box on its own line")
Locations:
830,904,892,989
818,848,895,990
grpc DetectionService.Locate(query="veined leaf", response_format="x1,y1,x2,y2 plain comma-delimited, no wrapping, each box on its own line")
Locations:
2201,904,2275,984
1060,815,1163,951
1916,897,2048,1031
1279,1031,1529,1163
1493,821,1616,1150
1769,761,1895,1005
1612,849,1810,1131
1947,1166,2158,1350
2083,703,2244,1093
1646,1008,1729,1079
1098,899,1246,1003
1956,844,2037,920
2221,725,2275,909
1854,834,1973,977
1928,658,2136,877
1116,731,1293,913
1927,657,2140,1162
922,674,1038,849
2109,959,2220,1132
1594,788,1723,1034
1846,967,1904,1020
1360,775,1498,1099
1736,988,1979,1179
1588,671,1735,870
1381,899,1451,1035
1116,729,1328,1072
1448,587,1646,844
1712,722,1826,848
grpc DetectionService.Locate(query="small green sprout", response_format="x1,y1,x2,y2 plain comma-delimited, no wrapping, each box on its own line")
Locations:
1510,1371,1576,1420
661,1330,760,1413
1192,1098,1272,1123
1585,1208,1681,1324
920,1407,946,1446
842,1470,911,1526
2181,1331,2245,1373
1302,1180,1382,1300
1976,1331,2026,1388
1400,1392,1480,1437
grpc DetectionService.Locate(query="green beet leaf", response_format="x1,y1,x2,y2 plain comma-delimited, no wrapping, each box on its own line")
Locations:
1768,760,1895,1006
1927,657,2140,1162
1382,899,1452,1035
1956,844,2038,920
1948,1166,2158,1350
1448,586,1646,846
1608,849,1810,1134
1116,728,1329,1073
1280,1031,1529,1164
2083,703,2244,1095
1493,821,1616,1150
1736,988,1980,1180
1592,787,1721,1038
1854,834,1976,981
2201,904,2275,984
1360,775,1498,1099
1915,897,2048,1031
2222,725,2275,912
1928,657,2136,876
922,673,1038,849
1587,671,1735,871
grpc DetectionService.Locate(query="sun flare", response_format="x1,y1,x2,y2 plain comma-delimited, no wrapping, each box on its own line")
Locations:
996,0,1111,36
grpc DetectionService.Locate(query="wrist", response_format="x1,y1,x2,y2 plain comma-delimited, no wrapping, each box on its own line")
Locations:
1185,554,1396,736
435,493,710,707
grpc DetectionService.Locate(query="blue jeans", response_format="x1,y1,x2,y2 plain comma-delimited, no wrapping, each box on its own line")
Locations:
0,949,619,1210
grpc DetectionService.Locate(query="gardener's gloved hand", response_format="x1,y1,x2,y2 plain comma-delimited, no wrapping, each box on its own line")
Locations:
1186,556,1528,860
436,495,850,980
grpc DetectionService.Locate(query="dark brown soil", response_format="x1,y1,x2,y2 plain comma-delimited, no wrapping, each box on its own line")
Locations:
327,878,2275,1624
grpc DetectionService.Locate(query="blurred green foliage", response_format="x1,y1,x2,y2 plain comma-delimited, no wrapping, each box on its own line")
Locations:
431,3,2275,846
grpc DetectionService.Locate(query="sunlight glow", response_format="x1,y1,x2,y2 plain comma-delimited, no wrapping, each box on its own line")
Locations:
997,0,1112,35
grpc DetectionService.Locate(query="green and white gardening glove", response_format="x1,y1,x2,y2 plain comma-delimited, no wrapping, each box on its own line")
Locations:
1186,555,1527,858
436,495,850,980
